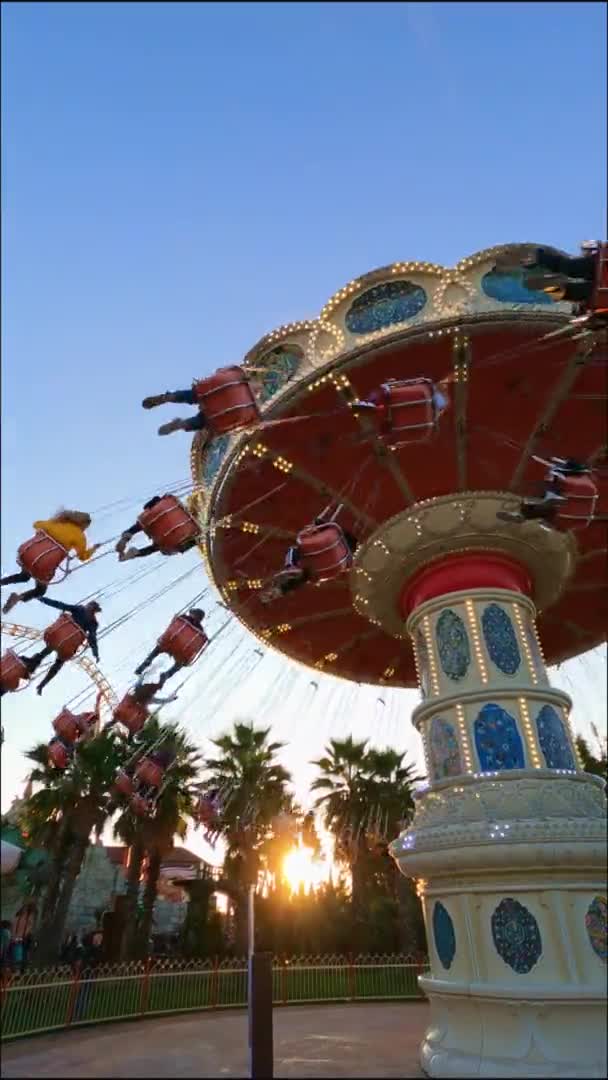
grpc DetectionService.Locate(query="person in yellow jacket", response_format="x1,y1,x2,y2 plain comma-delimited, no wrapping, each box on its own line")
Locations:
1,510,100,614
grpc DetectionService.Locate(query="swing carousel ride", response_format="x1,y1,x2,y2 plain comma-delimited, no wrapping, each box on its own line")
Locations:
1,241,607,1076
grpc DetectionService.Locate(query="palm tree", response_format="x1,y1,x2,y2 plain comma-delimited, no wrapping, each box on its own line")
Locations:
201,720,293,952
21,728,125,966
576,728,607,782
311,738,422,950
112,718,200,958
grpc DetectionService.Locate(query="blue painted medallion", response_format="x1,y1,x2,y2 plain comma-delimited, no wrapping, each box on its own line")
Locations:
474,703,525,771
535,704,575,771
257,346,302,404
491,897,542,973
345,280,427,334
432,901,456,970
203,433,231,486
585,896,607,963
481,268,553,305
436,609,471,682
482,603,521,675
429,717,462,780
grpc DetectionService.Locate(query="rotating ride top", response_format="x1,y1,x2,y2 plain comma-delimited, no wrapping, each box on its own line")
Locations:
190,242,607,1080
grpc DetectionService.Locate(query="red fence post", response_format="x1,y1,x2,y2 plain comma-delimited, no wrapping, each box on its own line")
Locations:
347,953,356,1000
138,957,152,1016
210,956,220,1009
64,962,82,1027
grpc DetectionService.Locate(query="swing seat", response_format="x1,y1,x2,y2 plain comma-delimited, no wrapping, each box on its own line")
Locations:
196,794,220,825
43,614,87,661
550,472,598,531
75,710,97,738
137,495,199,555
114,769,136,798
113,693,148,736
135,756,164,789
17,531,69,585
296,523,353,582
0,650,30,693
376,378,439,447
590,242,608,314
158,615,208,666
192,366,261,436
130,793,153,817
48,739,71,770
52,708,81,744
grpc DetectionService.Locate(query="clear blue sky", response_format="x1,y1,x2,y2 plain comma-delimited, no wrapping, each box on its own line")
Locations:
2,3,606,844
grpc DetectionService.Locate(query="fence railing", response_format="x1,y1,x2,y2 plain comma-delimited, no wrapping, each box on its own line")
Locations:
0,954,428,1040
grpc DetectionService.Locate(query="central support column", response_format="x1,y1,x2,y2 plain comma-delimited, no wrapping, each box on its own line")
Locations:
389,552,607,1079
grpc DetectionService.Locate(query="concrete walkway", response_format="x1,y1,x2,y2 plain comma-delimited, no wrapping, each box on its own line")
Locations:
2,1002,428,1078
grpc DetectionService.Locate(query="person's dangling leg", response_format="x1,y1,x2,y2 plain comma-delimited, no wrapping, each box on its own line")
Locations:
1,569,30,586
523,249,595,281
134,645,163,677
119,543,159,562
142,389,197,410
6,578,47,613
36,657,65,695
22,647,53,676
158,411,208,438
157,662,181,687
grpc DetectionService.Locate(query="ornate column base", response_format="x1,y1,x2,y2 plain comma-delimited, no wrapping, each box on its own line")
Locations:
419,991,606,1078
391,772,607,1080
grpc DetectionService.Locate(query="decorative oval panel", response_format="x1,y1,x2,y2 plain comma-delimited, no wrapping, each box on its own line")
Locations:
491,897,542,974
482,603,521,675
481,268,553,305
585,896,607,963
535,704,576,771
433,900,456,970
345,280,427,335
429,716,462,780
436,609,471,682
474,702,525,771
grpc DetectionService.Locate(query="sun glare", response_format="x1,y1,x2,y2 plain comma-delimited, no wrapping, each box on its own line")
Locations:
283,844,328,893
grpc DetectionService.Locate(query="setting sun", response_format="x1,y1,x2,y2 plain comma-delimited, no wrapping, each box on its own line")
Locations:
283,844,328,894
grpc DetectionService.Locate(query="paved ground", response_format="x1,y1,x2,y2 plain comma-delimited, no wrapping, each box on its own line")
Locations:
2,1002,428,1078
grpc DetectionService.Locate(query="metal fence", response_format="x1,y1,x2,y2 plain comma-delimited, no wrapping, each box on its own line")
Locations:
1,954,427,1040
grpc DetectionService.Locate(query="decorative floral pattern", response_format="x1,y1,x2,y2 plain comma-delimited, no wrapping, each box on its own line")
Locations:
257,346,302,404
428,716,462,780
436,609,471,682
202,433,231,486
491,897,542,973
481,603,521,675
535,704,576,771
474,703,525,771
481,269,553,305
585,896,607,962
433,901,456,970
415,628,431,696
345,280,427,334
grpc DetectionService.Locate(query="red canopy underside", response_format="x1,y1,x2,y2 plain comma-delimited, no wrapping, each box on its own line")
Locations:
208,322,608,687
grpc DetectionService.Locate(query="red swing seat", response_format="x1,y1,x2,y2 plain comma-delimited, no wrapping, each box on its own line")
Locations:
43,614,87,661
17,531,69,584
196,794,219,826
114,770,136,798
192,366,261,436
52,708,81,744
296,523,353,582
157,616,209,666
589,242,608,315
113,694,148,736
48,739,71,770
130,793,153,817
135,756,164,789
550,472,598,531
137,495,199,555
376,378,439,447
0,650,30,694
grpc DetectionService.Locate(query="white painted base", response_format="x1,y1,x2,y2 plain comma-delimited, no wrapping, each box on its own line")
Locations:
419,986,607,1078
